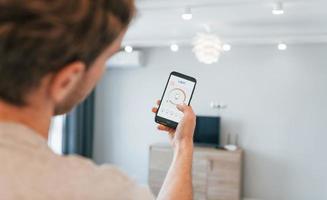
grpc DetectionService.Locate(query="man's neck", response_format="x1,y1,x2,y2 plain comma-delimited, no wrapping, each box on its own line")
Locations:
0,100,52,139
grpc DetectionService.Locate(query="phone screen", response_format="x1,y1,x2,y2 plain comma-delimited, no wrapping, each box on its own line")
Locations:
157,74,196,123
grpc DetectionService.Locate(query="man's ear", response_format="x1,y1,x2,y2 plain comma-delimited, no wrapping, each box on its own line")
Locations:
49,62,86,104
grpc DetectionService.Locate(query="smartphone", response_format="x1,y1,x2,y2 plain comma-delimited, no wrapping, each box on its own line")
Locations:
155,71,197,128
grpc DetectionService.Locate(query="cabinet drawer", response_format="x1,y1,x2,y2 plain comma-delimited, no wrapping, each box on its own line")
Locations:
207,159,241,200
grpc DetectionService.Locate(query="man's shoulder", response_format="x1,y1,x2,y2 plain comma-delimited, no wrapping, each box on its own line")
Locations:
0,122,154,199
1,151,154,200
58,154,130,182
53,154,155,199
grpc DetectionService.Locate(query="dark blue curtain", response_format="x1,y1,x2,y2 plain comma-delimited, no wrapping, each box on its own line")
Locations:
62,90,95,158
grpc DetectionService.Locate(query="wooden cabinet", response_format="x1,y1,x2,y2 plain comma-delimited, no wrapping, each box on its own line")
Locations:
148,143,243,200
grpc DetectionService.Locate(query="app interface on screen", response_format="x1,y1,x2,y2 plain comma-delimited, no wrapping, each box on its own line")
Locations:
158,75,195,123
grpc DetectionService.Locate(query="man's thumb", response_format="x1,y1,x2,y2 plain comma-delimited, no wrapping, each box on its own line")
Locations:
176,103,187,112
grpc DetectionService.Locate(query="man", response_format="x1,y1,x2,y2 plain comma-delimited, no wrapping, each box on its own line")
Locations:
0,0,196,200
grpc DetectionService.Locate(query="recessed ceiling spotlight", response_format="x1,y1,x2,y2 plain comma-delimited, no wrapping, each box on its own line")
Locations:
124,45,133,53
223,44,232,52
182,7,193,20
278,43,287,50
272,2,284,15
170,44,179,52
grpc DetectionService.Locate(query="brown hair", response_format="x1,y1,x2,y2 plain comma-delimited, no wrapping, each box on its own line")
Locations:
0,0,135,105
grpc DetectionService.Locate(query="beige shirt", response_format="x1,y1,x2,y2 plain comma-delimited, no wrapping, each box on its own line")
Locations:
0,122,154,200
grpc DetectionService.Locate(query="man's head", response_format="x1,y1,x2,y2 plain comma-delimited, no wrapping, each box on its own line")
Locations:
0,0,135,115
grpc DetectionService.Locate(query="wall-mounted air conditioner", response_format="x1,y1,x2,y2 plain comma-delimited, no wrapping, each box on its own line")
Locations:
106,50,144,69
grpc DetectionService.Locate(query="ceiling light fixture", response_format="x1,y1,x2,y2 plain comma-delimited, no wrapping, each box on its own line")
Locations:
278,43,287,50
193,33,222,64
182,7,193,20
124,45,133,53
170,44,179,52
272,2,284,15
223,44,232,52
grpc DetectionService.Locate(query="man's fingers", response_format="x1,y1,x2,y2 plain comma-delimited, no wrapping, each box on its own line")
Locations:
152,100,161,113
157,125,170,131
157,125,175,133
152,107,158,113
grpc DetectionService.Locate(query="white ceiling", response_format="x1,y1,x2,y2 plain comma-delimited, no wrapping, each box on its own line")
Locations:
122,0,327,47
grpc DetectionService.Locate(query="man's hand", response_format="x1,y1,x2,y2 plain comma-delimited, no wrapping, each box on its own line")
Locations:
152,100,196,149
152,100,195,200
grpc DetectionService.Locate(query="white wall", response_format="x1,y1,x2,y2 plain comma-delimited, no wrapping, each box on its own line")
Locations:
93,44,327,200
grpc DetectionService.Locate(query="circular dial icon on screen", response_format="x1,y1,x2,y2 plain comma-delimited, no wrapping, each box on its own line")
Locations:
168,88,186,105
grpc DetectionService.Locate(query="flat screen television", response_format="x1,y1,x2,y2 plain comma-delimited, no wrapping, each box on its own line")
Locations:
193,116,220,146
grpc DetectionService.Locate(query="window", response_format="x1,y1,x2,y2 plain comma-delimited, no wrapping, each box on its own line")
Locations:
48,115,65,154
